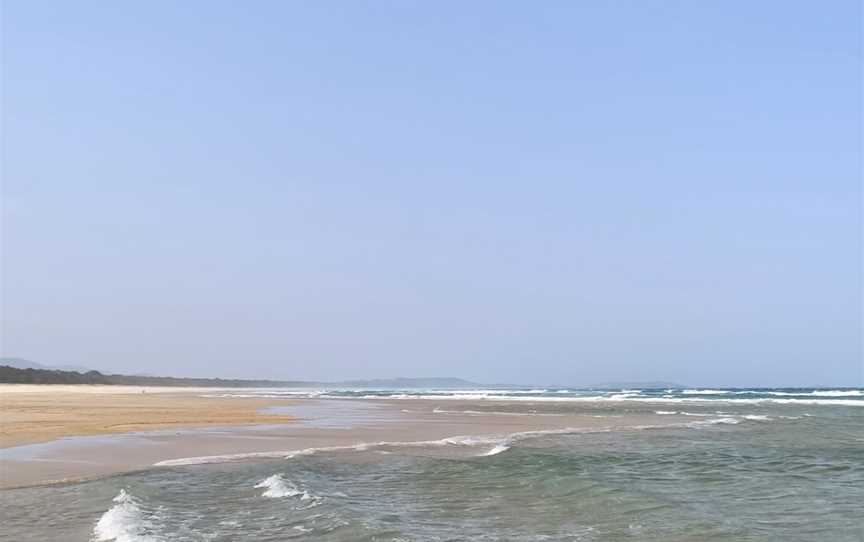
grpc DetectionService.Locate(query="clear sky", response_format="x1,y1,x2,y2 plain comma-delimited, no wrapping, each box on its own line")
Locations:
1,1,861,387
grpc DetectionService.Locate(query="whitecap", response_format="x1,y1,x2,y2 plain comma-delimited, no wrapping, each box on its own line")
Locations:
654,410,712,417
347,391,856,406
92,489,161,542
688,417,740,427
432,407,562,417
255,474,320,506
810,390,862,397
481,443,511,456
742,415,771,421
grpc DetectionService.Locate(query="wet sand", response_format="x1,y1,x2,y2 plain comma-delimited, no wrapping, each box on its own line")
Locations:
0,392,681,489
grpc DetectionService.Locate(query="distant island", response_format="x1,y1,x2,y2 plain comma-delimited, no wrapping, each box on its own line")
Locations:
0,360,479,389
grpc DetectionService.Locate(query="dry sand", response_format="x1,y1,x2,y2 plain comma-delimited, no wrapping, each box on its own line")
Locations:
0,385,297,448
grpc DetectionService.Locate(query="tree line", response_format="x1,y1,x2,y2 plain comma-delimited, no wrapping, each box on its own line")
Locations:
0,365,308,387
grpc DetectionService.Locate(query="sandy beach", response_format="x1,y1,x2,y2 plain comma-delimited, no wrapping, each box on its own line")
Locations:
0,385,298,448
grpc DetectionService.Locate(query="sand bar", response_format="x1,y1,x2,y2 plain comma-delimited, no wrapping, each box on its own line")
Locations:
0,385,297,448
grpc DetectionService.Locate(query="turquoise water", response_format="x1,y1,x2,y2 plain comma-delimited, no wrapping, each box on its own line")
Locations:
1,389,862,541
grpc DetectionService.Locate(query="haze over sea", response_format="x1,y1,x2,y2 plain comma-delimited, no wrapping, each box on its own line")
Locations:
2,386,862,541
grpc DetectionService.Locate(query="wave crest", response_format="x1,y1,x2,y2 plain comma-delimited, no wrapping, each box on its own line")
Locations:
255,474,321,506
92,489,161,542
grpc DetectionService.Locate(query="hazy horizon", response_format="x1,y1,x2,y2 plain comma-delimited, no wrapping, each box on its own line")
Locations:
1,355,861,389
2,1,862,388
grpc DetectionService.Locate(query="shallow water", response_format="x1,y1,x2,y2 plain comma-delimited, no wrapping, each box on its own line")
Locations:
1,390,862,541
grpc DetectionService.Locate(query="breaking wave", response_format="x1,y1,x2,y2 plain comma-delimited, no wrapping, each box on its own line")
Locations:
205,387,864,407
481,443,512,456
254,474,321,506
92,489,161,542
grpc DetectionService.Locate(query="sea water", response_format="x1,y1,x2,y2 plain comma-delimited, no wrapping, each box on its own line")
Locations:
1,387,862,541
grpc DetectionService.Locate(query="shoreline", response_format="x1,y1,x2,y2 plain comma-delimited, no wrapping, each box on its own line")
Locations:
0,391,688,489
3,385,838,490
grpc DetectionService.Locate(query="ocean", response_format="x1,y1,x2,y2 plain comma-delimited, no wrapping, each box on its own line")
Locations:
1,387,862,541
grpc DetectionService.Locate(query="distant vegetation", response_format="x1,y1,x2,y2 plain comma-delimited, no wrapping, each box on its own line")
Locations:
0,365,309,387
0,362,685,389
0,360,688,390
0,365,687,390
0,362,481,388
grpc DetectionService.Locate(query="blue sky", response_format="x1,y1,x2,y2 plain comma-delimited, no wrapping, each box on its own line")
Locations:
2,1,861,386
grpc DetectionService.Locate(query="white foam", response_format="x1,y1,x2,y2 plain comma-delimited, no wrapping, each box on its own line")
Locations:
481,443,512,456
155,428,607,467
155,450,292,466
92,489,161,542
254,474,318,504
742,415,771,421
152,415,793,468
256,474,300,498
204,388,864,406
692,417,740,426
432,407,563,417
810,390,862,397
381,394,864,406
729,390,862,397
653,410,712,417
700,398,862,407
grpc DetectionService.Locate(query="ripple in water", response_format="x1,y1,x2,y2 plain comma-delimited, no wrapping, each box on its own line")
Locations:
1,400,861,541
